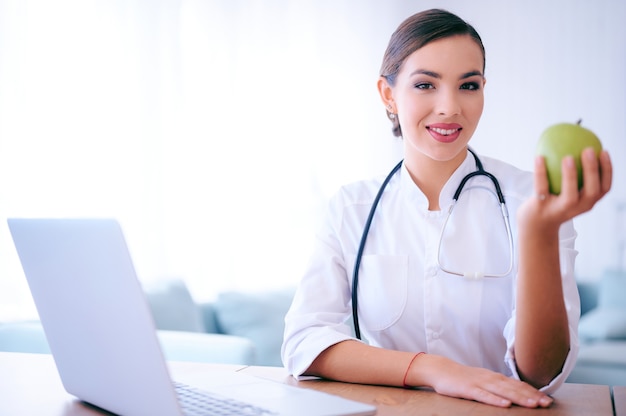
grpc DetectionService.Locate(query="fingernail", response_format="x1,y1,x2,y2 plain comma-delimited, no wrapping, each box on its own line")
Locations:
584,148,596,159
539,396,553,407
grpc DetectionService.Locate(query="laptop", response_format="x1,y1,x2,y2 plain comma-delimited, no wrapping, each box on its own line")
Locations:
7,218,376,416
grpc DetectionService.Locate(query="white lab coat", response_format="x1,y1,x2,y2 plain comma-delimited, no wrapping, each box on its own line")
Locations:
281,151,580,394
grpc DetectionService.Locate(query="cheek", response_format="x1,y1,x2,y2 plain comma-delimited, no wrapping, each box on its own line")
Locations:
463,95,484,121
397,96,431,125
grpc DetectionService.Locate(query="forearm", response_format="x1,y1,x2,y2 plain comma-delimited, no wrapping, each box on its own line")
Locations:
305,340,477,391
515,223,570,388
305,340,420,387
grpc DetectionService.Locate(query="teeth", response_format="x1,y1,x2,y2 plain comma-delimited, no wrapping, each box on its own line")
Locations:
431,127,458,135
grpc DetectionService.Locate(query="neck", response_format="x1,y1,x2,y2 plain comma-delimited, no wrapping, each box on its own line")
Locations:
404,148,467,210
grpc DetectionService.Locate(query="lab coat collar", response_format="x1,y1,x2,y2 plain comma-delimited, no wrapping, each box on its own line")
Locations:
399,150,477,212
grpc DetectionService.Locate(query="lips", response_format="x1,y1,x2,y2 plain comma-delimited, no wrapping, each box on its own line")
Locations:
427,123,462,143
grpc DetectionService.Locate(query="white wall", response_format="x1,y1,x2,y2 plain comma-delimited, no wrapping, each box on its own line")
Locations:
0,0,623,320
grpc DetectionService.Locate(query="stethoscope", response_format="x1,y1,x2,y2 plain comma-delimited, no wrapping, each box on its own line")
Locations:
351,148,514,340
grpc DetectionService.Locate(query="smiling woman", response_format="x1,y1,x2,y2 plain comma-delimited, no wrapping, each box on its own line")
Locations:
281,7,613,409
0,1,624,326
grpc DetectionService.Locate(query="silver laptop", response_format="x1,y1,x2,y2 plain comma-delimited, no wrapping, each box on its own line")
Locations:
8,218,376,416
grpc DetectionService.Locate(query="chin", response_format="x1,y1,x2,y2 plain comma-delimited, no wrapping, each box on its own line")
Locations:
422,143,469,163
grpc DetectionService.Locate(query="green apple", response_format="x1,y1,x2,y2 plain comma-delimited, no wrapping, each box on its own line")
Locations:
536,119,603,195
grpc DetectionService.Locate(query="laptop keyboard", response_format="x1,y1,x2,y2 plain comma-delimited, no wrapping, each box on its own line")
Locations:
174,382,278,416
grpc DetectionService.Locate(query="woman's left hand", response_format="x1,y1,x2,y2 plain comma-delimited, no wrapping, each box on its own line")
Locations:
519,148,612,230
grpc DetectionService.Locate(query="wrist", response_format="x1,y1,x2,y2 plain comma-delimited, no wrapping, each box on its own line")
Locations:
516,193,566,234
517,213,561,241
402,352,427,388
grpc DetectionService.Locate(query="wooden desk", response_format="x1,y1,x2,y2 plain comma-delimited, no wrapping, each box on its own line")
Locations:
0,351,616,415
239,366,614,416
615,386,626,416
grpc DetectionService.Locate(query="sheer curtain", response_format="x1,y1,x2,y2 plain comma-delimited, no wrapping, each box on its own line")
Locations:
0,1,401,320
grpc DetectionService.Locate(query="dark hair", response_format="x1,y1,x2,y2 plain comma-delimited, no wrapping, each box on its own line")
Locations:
380,9,486,137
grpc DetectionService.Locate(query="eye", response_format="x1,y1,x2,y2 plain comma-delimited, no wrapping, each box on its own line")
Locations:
414,82,434,90
460,82,480,91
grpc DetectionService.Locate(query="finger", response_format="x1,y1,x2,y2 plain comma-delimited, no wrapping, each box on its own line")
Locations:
580,147,601,199
599,150,613,195
533,155,550,200
468,387,512,408
497,385,553,408
559,155,578,201
484,379,553,408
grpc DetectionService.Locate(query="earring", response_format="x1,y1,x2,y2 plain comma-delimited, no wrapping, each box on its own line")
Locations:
386,104,396,119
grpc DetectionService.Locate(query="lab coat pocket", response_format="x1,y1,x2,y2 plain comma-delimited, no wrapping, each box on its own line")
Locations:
350,254,409,331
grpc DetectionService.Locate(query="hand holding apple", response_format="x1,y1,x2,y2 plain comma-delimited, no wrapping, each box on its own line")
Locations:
535,119,603,195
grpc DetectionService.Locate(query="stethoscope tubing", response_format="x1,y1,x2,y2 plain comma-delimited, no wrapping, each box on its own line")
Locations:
351,160,402,340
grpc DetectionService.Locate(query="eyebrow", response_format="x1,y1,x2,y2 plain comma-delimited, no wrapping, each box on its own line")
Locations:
410,69,483,79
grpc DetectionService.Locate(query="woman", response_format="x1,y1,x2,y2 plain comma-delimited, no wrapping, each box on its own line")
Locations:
281,9,612,408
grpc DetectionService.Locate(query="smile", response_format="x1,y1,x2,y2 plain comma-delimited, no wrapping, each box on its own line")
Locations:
427,124,462,143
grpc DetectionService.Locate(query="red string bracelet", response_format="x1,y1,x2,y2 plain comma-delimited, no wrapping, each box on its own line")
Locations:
402,352,425,388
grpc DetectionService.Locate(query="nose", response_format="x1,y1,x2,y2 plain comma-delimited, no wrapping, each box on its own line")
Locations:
435,88,461,116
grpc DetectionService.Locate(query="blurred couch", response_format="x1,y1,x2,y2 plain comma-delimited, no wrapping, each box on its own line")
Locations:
0,279,295,367
145,279,295,367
